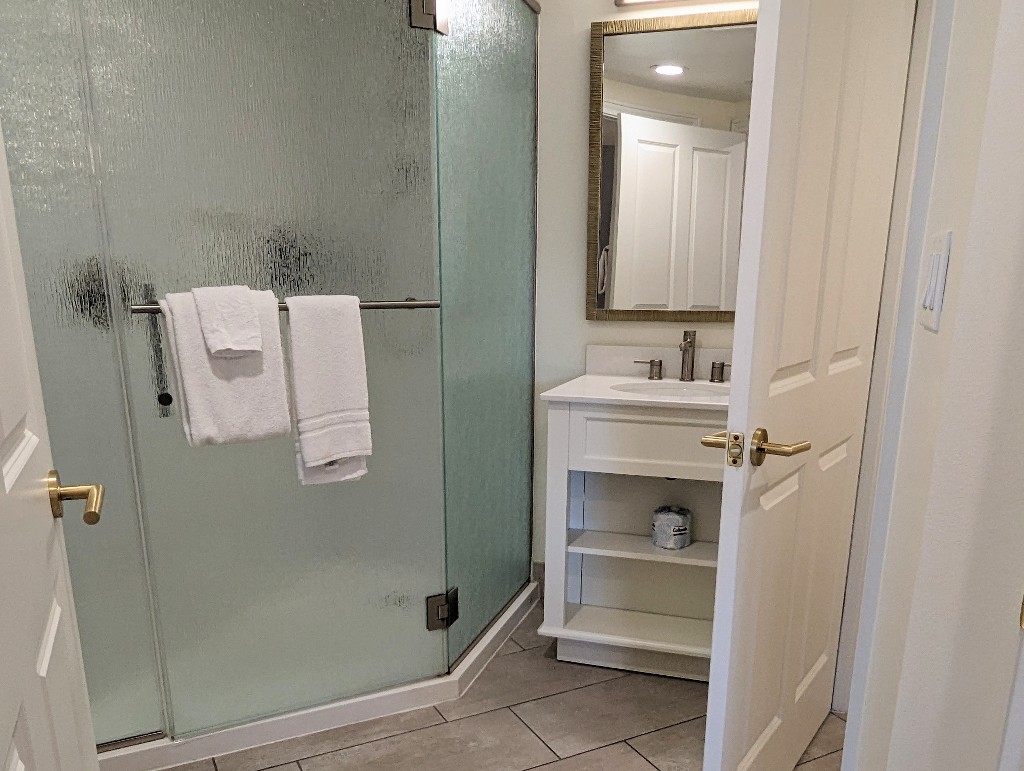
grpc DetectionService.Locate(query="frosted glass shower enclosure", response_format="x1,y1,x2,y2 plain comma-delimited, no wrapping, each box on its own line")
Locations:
0,0,536,745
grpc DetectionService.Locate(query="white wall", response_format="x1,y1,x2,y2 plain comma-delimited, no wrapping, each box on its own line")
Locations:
534,0,755,560
846,0,1023,766
603,79,747,130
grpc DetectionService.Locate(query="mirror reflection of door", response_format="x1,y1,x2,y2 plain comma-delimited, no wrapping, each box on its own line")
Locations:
594,25,755,314
607,116,745,311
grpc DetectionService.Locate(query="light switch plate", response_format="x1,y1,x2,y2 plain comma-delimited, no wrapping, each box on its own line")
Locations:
919,230,952,333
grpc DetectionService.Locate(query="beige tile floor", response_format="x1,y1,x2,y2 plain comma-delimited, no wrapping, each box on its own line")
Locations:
167,605,846,771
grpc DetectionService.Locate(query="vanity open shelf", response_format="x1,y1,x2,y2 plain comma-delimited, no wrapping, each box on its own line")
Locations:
541,371,728,681
561,605,713,658
567,530,719,568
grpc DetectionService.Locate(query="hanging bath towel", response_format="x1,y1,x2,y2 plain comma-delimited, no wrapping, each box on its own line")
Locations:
285,295,372,484
160,289,291,446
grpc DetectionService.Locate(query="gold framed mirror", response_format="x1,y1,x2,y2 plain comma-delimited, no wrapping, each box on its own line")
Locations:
587,10,757,321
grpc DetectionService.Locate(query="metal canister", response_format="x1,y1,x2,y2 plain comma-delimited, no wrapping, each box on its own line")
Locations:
652,506,692,550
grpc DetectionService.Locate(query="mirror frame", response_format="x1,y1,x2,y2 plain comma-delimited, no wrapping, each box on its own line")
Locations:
586,10,758,321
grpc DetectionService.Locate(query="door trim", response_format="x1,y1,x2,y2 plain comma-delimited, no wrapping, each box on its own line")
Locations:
831,0,934,714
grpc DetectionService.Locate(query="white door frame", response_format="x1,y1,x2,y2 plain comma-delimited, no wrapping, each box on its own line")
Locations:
830,0,941,714
844,0,1024,766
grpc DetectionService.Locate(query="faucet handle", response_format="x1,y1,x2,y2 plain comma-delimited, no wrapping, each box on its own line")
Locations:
710,361,732,383
634,359,664,380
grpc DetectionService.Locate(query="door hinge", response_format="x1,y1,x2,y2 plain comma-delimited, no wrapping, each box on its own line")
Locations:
410,0,449,35
426,587,459,631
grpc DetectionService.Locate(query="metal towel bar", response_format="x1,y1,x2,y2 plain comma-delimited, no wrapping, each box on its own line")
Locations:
130,299,440,314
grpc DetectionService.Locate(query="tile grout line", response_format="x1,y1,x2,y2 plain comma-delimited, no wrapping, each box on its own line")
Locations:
223,711,454,770
440,667,631,722
634,747,662,771
508,708,565,768
796,746,846,767
513,713,711,768
215,636,702,771
526,742,662,770
264,671,636,770
252,673,698,769
796,748,844,767
625,714,708,768
626,712,707,744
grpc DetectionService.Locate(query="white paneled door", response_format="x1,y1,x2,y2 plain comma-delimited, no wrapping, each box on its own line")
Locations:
703,0,914,769
611,114,745,311
0,121,99,768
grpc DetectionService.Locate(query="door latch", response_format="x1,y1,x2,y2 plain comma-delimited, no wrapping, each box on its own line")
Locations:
700,431,745,467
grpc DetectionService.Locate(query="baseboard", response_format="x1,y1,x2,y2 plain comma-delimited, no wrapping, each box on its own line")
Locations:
531,561,545,597
557,638,710,682
99,583,538,771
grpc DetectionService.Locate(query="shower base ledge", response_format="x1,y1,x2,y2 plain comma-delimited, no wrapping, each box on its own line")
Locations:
97,582,539,771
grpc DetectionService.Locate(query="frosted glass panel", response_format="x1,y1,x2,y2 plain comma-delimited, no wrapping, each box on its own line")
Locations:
436,0,538,662
3,0,448,739
0,0,165,742
90,0,447,736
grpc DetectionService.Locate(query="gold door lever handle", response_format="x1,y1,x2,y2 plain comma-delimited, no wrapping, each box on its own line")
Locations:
48,470,104,525
750,428,811,466
700,430,728,449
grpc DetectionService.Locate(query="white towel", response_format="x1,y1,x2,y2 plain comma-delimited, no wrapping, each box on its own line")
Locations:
160,290,291,446
285,295,371,484
191,285,263,358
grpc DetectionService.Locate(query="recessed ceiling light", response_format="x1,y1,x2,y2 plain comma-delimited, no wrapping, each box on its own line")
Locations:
653,64,685,76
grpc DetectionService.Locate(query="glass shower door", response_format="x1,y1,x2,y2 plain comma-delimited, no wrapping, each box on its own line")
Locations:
1,0,540,743
2,0,450,740
102,0,449,736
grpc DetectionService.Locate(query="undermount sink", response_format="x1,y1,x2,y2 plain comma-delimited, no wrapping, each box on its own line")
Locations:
611,380,729,398
540,374,729,410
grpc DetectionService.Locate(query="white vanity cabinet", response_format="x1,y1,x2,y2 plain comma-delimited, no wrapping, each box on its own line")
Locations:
539,375,728,681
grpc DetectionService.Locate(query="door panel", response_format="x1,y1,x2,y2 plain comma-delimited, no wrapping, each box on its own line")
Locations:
1,116,98,771
703,0,914,768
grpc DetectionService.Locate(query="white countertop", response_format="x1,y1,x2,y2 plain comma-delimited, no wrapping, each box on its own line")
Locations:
540,375,729,411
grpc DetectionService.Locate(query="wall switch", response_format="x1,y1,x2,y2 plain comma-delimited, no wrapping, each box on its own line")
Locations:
919,230,952,333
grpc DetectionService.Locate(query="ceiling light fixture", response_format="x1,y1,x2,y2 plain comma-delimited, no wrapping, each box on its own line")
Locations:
653,64,685,76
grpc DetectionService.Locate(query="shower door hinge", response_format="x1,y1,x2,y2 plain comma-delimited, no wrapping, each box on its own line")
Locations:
426,587,459,631
410,0,449,35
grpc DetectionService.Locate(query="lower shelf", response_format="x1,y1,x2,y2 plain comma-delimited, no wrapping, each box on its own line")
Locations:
554,605,713,658
568,529,719,567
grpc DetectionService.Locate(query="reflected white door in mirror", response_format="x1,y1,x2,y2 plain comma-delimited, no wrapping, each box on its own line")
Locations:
539,345,730,679
609,116,745,311
588,13,756,322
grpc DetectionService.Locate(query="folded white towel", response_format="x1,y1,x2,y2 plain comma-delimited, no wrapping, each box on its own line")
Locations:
191,285,263,358
160,290,291,446
285,295,371,484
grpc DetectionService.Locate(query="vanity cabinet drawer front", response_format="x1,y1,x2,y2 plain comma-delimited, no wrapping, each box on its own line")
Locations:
567,405,726,480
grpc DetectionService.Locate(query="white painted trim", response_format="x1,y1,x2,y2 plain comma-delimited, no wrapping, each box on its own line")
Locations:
842,0,957,762
832,0,935,713
99,583,539,771
602,101,701,127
